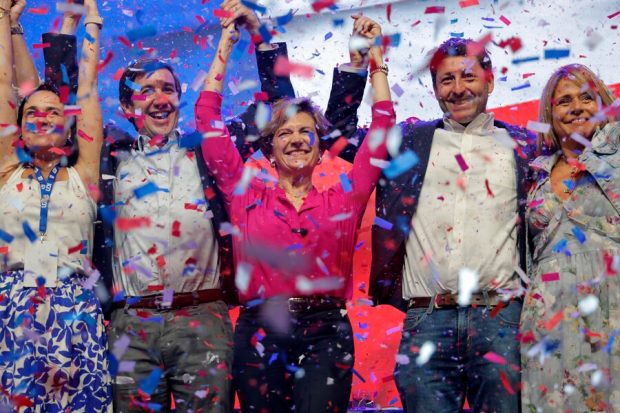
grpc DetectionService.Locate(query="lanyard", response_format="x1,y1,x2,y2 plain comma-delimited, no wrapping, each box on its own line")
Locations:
34,166,60,240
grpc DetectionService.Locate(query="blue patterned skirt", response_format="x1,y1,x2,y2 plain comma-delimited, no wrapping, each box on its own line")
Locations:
0,270,112,412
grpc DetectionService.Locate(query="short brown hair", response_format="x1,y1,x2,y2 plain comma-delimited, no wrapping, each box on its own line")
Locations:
429,37,493,86
538,64,616,153
258,97,332,159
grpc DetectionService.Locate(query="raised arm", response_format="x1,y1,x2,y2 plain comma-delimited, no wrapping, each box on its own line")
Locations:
43,8,81,102
10,0,38,91
0,0,18,181
347,35,394,205
73,0,102,187
198,24,245,210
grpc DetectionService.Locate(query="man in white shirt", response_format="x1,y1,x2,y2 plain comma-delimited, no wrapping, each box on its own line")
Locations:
369,37,536,413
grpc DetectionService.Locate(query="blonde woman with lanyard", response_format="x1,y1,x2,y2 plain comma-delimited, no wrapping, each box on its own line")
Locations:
0,0,111,410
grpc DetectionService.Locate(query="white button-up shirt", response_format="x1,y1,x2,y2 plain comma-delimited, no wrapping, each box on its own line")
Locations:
112,132,220,296
403,113,520,298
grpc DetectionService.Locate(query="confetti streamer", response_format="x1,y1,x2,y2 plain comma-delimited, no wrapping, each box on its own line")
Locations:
541,272,560,282
544,49,570,59
424,6,445,13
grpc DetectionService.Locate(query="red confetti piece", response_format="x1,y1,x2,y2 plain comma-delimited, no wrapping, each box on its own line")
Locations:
184,203,199,211
254,91,268,102
204,186,216,200
27,7,48,14
172,220,181,237
64,107,81,117
169,49,177,59
500,371,516,395
459,0,479,8
467,33,493,57
113,68,124,81
0,246,8,255
454,154,469,171
78,129,94,142
117,36,132,48
608,11,620,19
499,15,511,25
156,254,166,268
411,20,421,27
116,217,151,231
147,244,158,254
544,310,564,330
498,37,522,53
489,300,505,318
329,137,348,157
67,241,84,254
213,9,233,18
196,15,206,24
312,0,335,12
147,284,164,291
15,182,23,192
97,51,114,72
523,72,535,79
424,6,445,14
483,351,507,364
541,272,559,282
32,43,51,49
48,147,68,155
273,56,314,78
131,94,147,101
386,4,392,23
485,179,494,197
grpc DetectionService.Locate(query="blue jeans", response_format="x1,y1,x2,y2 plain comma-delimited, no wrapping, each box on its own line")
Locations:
395,299,522,413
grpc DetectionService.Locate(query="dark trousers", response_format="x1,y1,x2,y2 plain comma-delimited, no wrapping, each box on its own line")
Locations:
233,304,354,412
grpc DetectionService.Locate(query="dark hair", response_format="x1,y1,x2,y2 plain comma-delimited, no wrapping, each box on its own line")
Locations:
258,97,332,159
118,58,182,129
17,82,78,166
429,37,493,85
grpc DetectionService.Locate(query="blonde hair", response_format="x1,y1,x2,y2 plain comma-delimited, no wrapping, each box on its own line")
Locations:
538,64,616,153
258,97,332,159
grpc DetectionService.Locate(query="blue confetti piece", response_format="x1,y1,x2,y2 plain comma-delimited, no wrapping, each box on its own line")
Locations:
572,226,586,244
126,25,157,42
355,241,365,251
0,229,14,243
60,64,69,85
333,18,345,26
241,0,267,14
389,397,399,405
84,32,95,44
286,243,303,251
482,25,503,29
563,179,575,191
134,182,167,199
22,221,37,243
511,81,531,91
324,32,333,40
544,49,570,59
308,132,315,147
178,131,203,148
450,18,458,24
80,239,88,254
374,217,393,231
499,76,508,82
139,367,162,395
112,289,125,302
124,78,141,92
258,24,272,44
383,150,419,179
354,333,366,342
511,56,540,65
552,238,571,256
100,205,117,225
231,38,249,61
276,9,294,26
481,17,495,21
450,32,464,38
339,173,352,193
135,9,144,25
315,69,325,75
352,368,366,383
268,353,278,365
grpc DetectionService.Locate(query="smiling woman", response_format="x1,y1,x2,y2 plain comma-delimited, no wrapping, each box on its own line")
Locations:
521,63,620,413
197,17,394,413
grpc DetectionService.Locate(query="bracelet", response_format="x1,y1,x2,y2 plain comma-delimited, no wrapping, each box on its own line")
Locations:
84,15,103,30
370,64,389,77
11,23,23,35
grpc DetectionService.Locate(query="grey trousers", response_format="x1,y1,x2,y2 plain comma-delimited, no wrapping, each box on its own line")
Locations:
107,300,234,413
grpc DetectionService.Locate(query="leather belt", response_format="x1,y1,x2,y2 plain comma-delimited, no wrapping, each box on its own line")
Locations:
408,292,515,309
113,289,224,310
242,296,346,314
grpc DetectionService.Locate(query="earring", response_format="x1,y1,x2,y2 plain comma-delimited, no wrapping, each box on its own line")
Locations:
317,155,323,165
269,159,276,168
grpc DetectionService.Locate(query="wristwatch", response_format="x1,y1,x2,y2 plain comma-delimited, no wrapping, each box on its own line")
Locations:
11,23,24,35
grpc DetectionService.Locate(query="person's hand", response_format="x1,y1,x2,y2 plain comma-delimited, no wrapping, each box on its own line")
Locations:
220,21,240,46
349,15,382,69
9,0,26,26
220,0,260,35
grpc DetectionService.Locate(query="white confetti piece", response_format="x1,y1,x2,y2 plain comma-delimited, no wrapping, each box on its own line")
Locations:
458,267,479,306
395,354,410,365
235,262,252,293
578,295,599,316
255,102,271,130
526,120,551,134
416,341,436,366
386,125,402,157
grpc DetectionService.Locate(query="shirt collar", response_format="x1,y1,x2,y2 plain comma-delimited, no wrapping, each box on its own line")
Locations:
135,130,180,152
443,112,495,135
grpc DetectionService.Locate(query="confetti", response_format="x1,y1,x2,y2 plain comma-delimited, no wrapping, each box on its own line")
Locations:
571,226,586,244
454,154,469,171
541,272,560,282
512,56,539,65
339,173,352,193
544,49,570,59
241,0,267,14
425,6,445,14
0,229,14,243
27,7,48,14
511,81,531,91
78,129,94,142
373,217,393,231
116,217,151,231
134,182,166,199
457,268,479,305
383,150,419,179
312,0,336,13
526,120,551,134
483,352,507,364
416,341,436,365
459,0,479,7
22,221,37,243
126,26,157,42
273,56,315,78
578,295,599,315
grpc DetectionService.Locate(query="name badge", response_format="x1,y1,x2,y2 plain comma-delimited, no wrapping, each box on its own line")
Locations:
23,239,59,288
